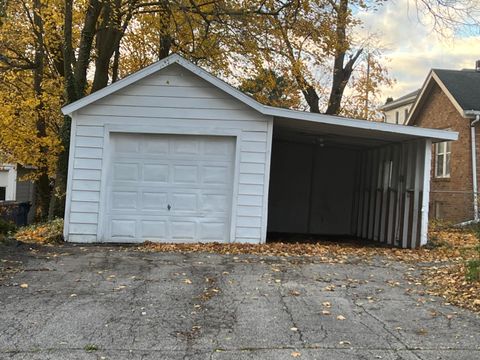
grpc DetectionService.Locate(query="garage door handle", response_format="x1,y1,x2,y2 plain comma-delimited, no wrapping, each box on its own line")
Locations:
167,204,171,211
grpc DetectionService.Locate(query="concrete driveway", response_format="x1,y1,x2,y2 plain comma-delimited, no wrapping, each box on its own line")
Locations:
0,242,479,360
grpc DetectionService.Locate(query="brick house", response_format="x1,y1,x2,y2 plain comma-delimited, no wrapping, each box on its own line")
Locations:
407,67,480,223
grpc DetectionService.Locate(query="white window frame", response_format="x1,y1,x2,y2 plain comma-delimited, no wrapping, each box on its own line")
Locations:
435,141,451,178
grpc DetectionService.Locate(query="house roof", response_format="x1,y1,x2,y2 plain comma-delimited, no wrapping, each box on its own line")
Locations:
378,89,420,111
433,69,480,112
407,69,480,124
62,54,457,143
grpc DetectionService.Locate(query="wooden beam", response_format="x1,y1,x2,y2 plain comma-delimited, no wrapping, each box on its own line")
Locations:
419,139,432,246
411,140,424,248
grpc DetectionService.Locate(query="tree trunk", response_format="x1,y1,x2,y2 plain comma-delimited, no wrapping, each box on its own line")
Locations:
158,0,173,59
302,86,320,113
325,0,362,115
91,0,128,92
74,0,102,96
32,0,50,221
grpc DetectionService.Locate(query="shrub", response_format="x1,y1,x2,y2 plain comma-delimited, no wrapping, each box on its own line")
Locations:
466,226,480,282
0,218,16,235
466,259,480,281
14,218,64,244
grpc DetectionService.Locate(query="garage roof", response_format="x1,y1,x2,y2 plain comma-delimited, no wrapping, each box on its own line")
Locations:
62,54,457,144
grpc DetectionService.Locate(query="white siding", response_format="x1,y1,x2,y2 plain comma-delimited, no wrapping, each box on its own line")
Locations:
65,64,273,243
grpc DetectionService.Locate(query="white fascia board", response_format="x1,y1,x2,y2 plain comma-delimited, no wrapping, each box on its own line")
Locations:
263,106,458,142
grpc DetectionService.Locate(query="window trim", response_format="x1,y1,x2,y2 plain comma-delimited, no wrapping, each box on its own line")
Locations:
435,141,451,178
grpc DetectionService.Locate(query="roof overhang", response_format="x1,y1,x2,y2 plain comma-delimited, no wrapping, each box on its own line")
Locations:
270,107,457,146
62,54,458,145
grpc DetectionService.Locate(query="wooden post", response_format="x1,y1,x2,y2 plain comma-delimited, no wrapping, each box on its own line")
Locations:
420,139,432,246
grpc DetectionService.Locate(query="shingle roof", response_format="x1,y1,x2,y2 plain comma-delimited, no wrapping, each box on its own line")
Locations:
433,69,480,111
379,89,419,111
394,89,420,103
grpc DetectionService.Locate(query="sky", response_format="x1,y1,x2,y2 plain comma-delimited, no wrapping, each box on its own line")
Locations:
357,0,480,101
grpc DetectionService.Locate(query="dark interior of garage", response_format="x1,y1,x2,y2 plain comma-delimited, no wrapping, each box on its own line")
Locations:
267,127,358,240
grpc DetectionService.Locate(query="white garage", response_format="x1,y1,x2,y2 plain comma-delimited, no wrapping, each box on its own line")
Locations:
62,54,457,248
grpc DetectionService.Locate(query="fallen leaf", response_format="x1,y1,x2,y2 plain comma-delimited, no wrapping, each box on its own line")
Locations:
183,279,192,284
291,351,301,357
322,310,331,315
322,301,331,307
336,315,346,321
290,327,298,331
19,283,28,289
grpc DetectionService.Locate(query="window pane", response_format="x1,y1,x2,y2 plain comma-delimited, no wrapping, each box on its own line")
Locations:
446,141,451,153
445,153,451,176
438,142,445,154
437,154,444,177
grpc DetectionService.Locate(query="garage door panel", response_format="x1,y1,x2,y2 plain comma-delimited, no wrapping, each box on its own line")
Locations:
111,219,136,238
202,166,230,184
112,191,137,210
201,194,228,212
204,138,235,156
107,133,235,243
170,221,196,240
173,165,199,183
113,163,139,181
171,193,197,211
141,220,167,239
144,137,169,154
114,134,141,153
199,222,226,241
143,164,169,182
142,192,168,210
173,138,200,154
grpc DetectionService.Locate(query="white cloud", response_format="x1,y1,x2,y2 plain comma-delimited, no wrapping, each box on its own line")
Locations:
356,0,480,100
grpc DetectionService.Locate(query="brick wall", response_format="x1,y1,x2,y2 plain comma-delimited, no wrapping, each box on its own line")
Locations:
412,83,474,223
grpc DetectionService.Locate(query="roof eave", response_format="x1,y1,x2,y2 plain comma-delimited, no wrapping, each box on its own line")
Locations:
265,106,458,142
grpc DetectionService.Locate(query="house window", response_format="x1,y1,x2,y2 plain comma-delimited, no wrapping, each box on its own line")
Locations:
404,108,409,122
395,111,399,124
0,187,5,201
435,141,451,178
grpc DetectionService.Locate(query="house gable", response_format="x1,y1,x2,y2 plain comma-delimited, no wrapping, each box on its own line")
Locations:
75,63,265,123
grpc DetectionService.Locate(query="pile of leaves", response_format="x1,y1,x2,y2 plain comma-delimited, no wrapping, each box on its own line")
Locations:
14,218,64,244
420,225,480,312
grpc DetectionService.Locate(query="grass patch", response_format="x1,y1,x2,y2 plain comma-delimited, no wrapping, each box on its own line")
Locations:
0,218,16,236
84,344,98,352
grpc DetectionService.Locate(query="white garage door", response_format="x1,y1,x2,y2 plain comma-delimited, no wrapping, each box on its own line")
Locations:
106,133,235,243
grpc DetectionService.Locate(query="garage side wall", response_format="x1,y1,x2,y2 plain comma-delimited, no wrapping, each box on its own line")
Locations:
64,64,273,244
352,138,432,248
